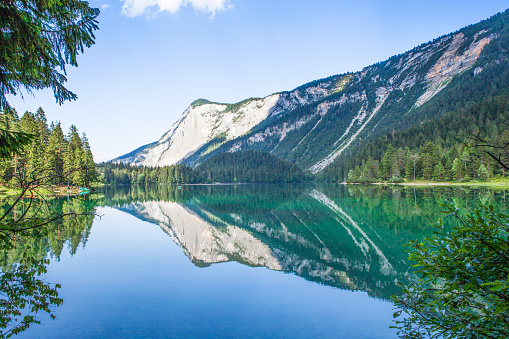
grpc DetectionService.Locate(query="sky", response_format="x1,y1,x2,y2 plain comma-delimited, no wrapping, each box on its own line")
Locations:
7,0,509,162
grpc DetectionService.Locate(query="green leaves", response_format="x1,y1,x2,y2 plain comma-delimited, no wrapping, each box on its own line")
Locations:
392,201,509,338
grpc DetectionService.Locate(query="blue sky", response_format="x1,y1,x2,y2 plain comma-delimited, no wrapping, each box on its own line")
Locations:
7,0,509,162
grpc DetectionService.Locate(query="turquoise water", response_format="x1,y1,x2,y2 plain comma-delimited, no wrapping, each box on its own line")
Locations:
9,184,508,338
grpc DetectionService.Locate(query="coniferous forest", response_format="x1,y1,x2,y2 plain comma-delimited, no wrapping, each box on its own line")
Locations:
0,107,97,187
98,150,309,184
320,94,509,183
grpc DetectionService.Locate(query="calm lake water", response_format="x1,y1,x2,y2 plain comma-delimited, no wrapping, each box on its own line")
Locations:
7,184,509,338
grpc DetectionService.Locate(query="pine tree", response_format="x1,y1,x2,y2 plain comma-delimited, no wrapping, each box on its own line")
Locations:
63,125,83,186
432,162,446,182
409,153,420,182
422,153,433,180
451,158,462,181
445,157,453,181
460,150,471,181
20,111,40,181
379,145,396,180
80,133,96,186
0,108,21,181
35,108,49,146
478,164,490,181
45,123,67,184
353,165,362,182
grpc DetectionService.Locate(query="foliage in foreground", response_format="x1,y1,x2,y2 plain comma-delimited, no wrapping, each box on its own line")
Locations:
392,202,509,338
0,0,100,336
0,0,100,110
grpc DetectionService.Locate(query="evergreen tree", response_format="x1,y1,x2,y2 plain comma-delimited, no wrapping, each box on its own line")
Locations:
0,0,100,110
20,111,40,181
477,164,490,181
80,133,97,186
0,108,21,181
45,123,67,184
432,162,446,182
64,125,85,186
422,153,433,180
451,158,462,181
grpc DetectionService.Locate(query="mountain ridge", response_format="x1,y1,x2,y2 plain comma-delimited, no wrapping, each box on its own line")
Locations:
113,9,509,172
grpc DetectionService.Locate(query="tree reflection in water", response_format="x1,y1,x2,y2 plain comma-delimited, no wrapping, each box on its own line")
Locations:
0,194,98,337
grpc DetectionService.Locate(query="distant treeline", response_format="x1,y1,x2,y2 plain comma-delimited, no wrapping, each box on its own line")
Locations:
98,163,196,185
98,150,309,184
320,95,509,183
0,107,97,187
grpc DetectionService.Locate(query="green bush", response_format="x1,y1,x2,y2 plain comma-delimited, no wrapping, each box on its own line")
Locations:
392,202,509,338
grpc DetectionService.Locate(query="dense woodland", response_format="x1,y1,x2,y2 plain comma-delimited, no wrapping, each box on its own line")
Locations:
98,163,197,185
320,95,509,183
98,150,308,184
0,107,97,187
194,150,308,183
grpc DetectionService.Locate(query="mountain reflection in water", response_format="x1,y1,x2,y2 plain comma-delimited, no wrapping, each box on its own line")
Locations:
102,184,508,300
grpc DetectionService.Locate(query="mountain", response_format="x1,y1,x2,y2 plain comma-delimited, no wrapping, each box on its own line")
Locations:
113,10,509,173
112,83,340,167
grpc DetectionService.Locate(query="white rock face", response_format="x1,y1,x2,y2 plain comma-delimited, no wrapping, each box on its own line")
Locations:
229,89,363,153
414,32,495,108
126,79,340,168
268,79,339,117
117,79,339,167
130,95,280,167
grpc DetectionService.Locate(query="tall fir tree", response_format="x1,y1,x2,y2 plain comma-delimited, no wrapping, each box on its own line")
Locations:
45,123,67,184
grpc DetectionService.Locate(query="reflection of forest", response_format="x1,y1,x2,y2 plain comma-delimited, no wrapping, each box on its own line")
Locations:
1,195,99,270
103,184,509,300
0,194,100,337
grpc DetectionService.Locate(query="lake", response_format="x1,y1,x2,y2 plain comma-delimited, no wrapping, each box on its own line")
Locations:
5,184,508,338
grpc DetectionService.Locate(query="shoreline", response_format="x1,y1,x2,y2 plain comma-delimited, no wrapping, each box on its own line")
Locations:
353,179,509,189
0,185,94,198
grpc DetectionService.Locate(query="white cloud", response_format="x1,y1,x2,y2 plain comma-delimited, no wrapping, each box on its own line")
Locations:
121,0,232,18
100,4,110,10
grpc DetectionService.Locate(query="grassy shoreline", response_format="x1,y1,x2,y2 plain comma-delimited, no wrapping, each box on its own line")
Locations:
366,178,509,189
0,184,99,198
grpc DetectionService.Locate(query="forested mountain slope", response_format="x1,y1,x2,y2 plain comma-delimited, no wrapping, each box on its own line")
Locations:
114,10,509,173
